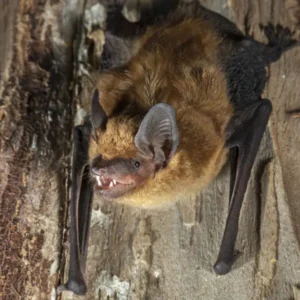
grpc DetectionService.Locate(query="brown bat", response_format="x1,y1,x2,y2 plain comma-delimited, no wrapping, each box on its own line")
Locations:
58,1,300,295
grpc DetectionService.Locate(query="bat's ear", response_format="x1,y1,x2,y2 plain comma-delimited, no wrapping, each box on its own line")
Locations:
134,103,179,167
91,89,107,135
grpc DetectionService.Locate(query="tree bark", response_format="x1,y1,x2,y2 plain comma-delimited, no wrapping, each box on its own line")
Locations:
0,0,82,299
1,0,300,300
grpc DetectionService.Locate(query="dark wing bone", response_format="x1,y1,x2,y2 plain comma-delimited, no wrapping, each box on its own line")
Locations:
214,100,272,274
58,122,93,295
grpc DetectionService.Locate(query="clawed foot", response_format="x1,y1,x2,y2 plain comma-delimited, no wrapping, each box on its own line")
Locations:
260,23,299,50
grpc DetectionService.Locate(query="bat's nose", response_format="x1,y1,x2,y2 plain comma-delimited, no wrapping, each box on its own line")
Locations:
91,167,106,176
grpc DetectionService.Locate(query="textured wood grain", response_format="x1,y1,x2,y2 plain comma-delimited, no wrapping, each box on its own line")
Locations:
0,0,81,299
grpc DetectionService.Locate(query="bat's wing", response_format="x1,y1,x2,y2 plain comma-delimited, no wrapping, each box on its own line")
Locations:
58,121,93,295
214,99,272,275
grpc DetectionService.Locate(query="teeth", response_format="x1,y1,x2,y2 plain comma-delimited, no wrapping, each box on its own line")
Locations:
96,176,102,187
95,176,117,188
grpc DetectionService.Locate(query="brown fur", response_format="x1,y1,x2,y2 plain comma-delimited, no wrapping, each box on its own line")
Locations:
89,16,233,207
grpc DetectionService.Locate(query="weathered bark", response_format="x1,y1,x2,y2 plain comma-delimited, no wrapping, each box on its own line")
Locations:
0,0,82,299
1,0,300,300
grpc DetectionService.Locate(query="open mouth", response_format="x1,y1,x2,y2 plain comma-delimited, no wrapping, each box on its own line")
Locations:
92,175,135,199
93,175,134,190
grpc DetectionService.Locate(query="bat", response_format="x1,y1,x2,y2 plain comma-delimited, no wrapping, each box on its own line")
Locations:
58,0,300,295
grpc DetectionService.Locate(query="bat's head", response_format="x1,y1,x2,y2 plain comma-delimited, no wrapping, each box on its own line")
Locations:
88,89,179,200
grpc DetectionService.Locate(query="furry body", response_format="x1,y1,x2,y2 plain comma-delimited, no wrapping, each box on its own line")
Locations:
89,17,233,207
59,2,300,294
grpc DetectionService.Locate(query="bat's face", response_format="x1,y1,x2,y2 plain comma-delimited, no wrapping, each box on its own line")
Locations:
88,90,179,200
89,117,156,199
90,153,156,199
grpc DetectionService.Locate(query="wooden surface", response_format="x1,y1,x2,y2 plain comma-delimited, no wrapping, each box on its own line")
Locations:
0,0,80,299
1,0,300,299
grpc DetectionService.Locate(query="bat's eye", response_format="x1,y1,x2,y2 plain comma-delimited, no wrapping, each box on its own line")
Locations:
133,160,141,169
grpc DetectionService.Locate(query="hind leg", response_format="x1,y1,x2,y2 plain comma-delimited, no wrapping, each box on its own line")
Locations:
260,23,300,63
262,24,299,48
231,23,300,69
